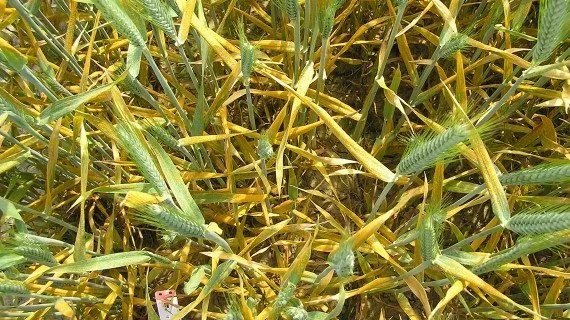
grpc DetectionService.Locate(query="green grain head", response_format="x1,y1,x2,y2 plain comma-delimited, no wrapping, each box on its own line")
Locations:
7,233,58,267
274,280,297,312
91,0,147,47
532,0,570,64
141,119,179,150
112,63,148,97
499,161,570,185
472,229,570,274
164,0,182,16
257,131,274,160
238,22,256,86
396,124,470,176
130,0,178,42
418,202,446,262
328,240,355,278
318,0,345,37
284,305,308,320
130,202,206,238
505,204,570,235
115,122,170,196
130,201,232,251
319,6,336,38
274,0,299,21
438,33,469,59
0,278,29,295
225,295,245,320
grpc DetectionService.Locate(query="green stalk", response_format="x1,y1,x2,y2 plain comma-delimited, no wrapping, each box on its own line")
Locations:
367,180,396,223
176,44,200,90
142,49,193,131
315,37,328,104
352,1,407,139
442,224,503,253
293,15,301,83
308,17,319,63
475,73,526,126
409,46,441,104
8,0,82,75
246,84,257,130
303,0,312,63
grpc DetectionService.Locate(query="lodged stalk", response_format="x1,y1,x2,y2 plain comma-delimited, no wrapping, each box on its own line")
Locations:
129,201,232,252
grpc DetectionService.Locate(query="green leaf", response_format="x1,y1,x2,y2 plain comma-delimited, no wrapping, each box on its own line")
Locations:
307,312,328,320
183,265,208,295
47,251,152,273
0,253,26,270
146,134,205,224
202,260,236,297
0,38,27,72
38,83,116,125
0,195,26,232
126,44,143,77
145,274,160,320
0,150,30,174
324,285,345,320
191,86,206,136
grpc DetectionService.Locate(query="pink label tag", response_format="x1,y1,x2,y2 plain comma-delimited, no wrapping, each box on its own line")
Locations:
154,290,180,320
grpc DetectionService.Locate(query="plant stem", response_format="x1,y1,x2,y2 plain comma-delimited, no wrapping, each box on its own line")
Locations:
142,49,193,131
443,224,504,253
352,1,407,140
315,37,328,105
246,84,256,130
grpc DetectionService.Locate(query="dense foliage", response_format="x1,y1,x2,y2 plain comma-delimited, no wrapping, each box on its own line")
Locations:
0,0,569,319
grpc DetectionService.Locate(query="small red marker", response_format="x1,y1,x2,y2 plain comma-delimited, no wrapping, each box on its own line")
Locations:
154,290,180,320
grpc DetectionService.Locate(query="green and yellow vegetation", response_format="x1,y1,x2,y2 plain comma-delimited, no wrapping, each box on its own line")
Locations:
0,0,569,318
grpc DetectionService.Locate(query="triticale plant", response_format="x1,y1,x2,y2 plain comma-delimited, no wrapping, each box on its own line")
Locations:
0,278,30,295
499,161,570,185
532,0,570,64
472,230,570,274
505,204,570,235
114,122,170,196
396,124,470,176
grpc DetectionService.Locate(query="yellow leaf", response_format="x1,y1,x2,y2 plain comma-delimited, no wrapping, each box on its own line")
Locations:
54,299,75,318
177,0,197,44
434,255,540,318
261,69,396,183
430,280,465,319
